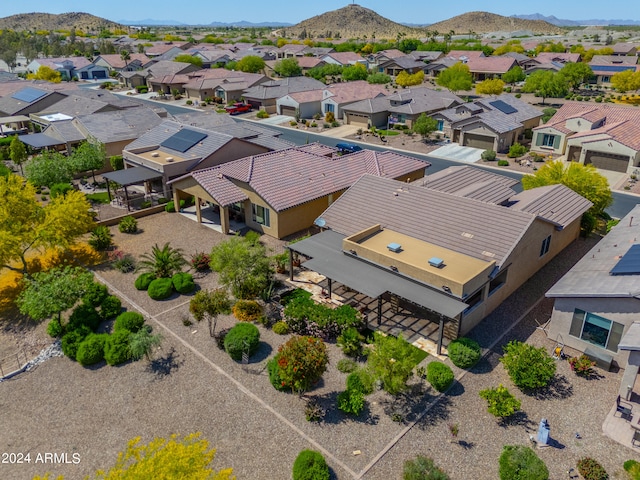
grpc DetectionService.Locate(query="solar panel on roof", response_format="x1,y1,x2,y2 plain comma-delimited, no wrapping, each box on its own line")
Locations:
592,65,636,73
489,100,517,115
160,128,208,153
610,244,640,275
12,87,48,103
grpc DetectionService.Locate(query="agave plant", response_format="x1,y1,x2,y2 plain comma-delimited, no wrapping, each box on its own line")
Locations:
138,242,186,278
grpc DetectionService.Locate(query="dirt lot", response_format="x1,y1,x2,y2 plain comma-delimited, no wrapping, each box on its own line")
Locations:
1,213,636,480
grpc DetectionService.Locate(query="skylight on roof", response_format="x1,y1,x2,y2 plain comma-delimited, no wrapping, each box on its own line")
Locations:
12,87,48,103
160,128,208,153
489,100,517,115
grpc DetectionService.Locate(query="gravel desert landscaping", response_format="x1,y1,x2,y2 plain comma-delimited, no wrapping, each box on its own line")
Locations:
1,212,637,480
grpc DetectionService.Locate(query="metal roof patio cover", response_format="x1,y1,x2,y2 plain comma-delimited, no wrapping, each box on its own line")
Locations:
102,166,162,186
290,230,469,319
18,133,63,148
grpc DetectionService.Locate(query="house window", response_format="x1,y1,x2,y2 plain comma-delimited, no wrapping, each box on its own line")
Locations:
569,309,624,352
437,120,444,131
540,235,551,257
542,134,555,147
251,203,270,227
489,269,508,296
463,289,483,314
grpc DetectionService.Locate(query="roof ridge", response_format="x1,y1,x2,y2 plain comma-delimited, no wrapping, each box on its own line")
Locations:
247,156,255,183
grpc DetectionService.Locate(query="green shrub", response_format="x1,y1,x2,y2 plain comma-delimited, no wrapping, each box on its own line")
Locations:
110,155,124,171
99,295,122,320
507,142,527,158
82,282,109,307
256,110,269,119
88,225,112,251
147,277,174,300
67,304,102,331
272,321,289,335
499,445,548,480
172,272,195,294
577,458,608,480
497,159,509,166
104,329,132,366
352,367,375,394
403,455,450,480
337,326,364,357
426,361,454,392
224,322,260,361
337,358,358,373
481,149,497,161
447,337,481,369
61,326,92,360
118,216,138,233
232,300,263,322
47,319,64,338
76,334,108,366
568,354,596,376
165,201,176,212
157,197,169,204
479,384,521,418
292,450,329,480
280,288,312,306
367,332,422,395
501,340,556,390
269,336,328,393
114,311,145,333
337,386,365,416
190,251,210,272
50,183,73,198
134,273,156,290
112,253,136,273
284,296,361,338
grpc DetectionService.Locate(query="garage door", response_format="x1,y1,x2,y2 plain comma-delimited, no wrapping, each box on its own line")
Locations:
463,133,494,150
585,151,629,173
346,113,369,126
280,105,297,117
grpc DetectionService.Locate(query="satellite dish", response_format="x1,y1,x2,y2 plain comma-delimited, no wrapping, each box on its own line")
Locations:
315,217,326,227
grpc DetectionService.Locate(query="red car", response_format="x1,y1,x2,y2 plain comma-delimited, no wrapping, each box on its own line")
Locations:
224,102,252,115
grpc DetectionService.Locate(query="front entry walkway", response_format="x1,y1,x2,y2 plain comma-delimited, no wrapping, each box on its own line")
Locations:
179,204,245,234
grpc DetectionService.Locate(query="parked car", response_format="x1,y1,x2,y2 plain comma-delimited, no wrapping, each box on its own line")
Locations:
224,102,252,115
336,143,363,154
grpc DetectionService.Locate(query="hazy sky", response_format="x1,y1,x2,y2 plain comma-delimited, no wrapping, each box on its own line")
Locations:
2,0,636,24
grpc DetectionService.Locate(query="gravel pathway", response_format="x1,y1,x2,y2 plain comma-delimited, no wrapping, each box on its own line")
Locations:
1,214,636,480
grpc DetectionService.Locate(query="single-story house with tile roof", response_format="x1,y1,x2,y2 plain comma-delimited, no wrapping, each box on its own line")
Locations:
589,55,640,85
277,89,325,118
288,170,591,348
0,86,67,117
181,69,268,103
377,56,430,76
320,52,367,67
423,57,459,78
93,53,153,73
124,119,293,197
366,49,407,70
341,86,463,128
321,81,388,120
120,60,201,91
242,76,326,114
611,42,638,56
546,205,640,377
432,93,543,152
168,144,429,239
531,102,640,173
465,56,518,81
26,57,97,81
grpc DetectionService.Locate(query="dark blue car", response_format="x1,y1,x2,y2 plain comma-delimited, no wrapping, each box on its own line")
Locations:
336,143,363,154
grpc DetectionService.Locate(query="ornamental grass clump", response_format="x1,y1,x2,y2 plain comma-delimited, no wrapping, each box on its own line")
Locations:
499,445,548,480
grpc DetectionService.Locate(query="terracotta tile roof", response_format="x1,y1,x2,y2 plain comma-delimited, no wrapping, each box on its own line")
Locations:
96,53,150,69
35,56,92,69
296,57,325,68
465,56,517,74
322,52,364,65
323,81,387,105
447,50,485,60
534,52,581,63
181,145,427,211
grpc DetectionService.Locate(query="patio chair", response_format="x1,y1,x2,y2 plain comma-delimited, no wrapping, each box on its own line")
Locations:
616,395,633,420
633,430,640,447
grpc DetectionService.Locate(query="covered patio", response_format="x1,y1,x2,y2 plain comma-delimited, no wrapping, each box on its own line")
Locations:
102,166,163,212
287,230,469,355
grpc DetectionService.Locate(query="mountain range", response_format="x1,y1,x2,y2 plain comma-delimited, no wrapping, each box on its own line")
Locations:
118,19,293,27
513,13,640,26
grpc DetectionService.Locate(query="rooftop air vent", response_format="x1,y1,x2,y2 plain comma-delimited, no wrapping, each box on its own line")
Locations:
151,152,160,157
387,243,402,253
165,157,174,162
428,257,444,268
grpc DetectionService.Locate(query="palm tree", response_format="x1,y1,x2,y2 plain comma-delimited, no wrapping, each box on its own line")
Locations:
120,49,130,68
138,243,186,278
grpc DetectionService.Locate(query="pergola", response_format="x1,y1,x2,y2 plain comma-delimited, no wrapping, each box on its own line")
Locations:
102,166,163,212
18,133,64,150
287,230,469,354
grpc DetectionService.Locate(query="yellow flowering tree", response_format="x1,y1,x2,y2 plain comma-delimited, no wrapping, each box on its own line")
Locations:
0,174,95,278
